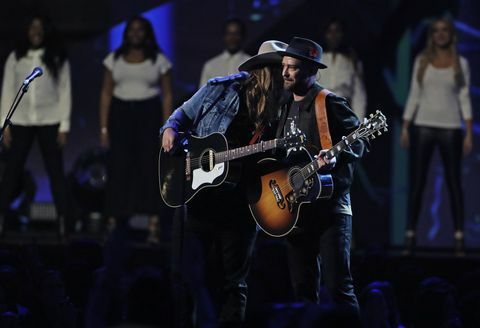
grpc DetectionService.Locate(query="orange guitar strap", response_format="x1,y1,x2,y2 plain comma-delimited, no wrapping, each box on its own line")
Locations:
248,124,265,145
315,89,333,149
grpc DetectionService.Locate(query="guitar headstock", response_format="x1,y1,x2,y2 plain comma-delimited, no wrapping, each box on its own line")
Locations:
281,128,307,149
357,110,388,140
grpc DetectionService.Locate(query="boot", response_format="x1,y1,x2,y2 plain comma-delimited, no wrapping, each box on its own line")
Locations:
403,230,416,256
454,230,465,257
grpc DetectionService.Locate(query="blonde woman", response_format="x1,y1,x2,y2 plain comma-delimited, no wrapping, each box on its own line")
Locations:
401,17,473,255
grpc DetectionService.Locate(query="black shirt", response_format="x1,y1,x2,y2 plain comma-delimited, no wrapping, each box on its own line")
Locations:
284,100,301,137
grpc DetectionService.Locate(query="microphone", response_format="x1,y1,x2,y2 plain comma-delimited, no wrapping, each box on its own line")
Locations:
23,67,43,86
208,71,250,85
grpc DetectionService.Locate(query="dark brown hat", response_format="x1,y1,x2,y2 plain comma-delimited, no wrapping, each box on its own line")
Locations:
277,37,327,69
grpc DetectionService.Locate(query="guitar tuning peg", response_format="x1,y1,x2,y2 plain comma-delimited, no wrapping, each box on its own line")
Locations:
370,135,376,139
376,109,380,113
384,128,388,132
377,131,382,136
369,113,374,118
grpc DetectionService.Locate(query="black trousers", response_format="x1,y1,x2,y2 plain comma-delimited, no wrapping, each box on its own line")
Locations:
105,96,163,218
0,124,68,218
286,210,359,314
407,126,464,232
177,205,257,328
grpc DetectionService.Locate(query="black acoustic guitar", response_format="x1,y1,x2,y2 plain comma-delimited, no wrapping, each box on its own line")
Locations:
248,110,387,237
159,130,306,208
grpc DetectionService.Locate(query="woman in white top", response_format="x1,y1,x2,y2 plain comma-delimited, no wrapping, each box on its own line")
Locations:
401,17,473,255
0,15,71,237
316,18,367,120
99,16,173,242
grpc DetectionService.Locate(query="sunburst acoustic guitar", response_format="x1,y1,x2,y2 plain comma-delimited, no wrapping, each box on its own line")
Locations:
248,110,388,237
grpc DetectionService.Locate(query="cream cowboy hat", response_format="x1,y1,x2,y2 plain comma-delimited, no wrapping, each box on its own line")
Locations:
238,40,288,71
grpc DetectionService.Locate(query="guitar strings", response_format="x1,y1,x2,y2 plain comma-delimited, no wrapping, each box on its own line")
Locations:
187,141,272,168
271,123,382,199
186,134,307,170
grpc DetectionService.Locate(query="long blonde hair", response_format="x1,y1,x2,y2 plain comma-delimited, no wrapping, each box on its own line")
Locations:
244,65,283,127
417,17,465,88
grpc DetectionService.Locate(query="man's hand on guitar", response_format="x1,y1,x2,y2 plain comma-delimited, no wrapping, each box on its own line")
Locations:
162,128,178,152
317,149,336,169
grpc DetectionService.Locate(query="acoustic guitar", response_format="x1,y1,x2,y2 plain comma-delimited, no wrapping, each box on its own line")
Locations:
159,130,306,208
248,110,387,237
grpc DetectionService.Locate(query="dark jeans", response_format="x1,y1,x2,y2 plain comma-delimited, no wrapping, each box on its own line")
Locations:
286,211,359,313
407,126,464,232
177,206,257,328
0,124,69,219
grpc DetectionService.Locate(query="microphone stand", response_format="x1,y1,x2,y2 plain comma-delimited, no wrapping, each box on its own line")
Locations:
0,82,31,143
0,81,31,236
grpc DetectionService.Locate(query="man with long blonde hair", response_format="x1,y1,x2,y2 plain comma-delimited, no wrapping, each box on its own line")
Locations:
161,40,287,327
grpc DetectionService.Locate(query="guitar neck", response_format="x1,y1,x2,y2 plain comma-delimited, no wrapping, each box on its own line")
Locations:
300,128,362,179
215,139,279,163
297,110,386,182
324,128,363,160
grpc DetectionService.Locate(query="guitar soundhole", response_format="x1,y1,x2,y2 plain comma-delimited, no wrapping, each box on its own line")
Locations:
288,168,304,191
199,150,214,171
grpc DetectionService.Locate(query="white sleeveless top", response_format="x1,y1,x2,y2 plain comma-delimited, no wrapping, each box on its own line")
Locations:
403,55,472,128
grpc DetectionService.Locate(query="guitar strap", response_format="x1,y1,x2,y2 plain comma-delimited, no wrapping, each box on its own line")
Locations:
275,88,333,150
248,124,265,145
315,88,333,149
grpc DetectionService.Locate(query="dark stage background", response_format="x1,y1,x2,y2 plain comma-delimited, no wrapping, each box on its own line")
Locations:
0,0,478,249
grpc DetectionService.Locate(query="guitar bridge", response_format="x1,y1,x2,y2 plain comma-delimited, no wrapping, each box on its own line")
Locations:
269,179,286,209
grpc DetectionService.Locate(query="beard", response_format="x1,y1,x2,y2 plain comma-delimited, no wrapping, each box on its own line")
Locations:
283,78,295,91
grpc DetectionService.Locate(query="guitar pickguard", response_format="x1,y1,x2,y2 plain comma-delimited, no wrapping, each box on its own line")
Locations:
292,176,315,196
287,166,317,204
191,163,225,190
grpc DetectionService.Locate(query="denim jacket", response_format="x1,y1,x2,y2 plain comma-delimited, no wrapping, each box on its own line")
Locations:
160,80,241,137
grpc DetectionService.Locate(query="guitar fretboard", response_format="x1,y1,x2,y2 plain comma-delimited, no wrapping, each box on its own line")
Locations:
291,110,385,191
324,128,363,160
299,128,363,180
215,139,278,163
